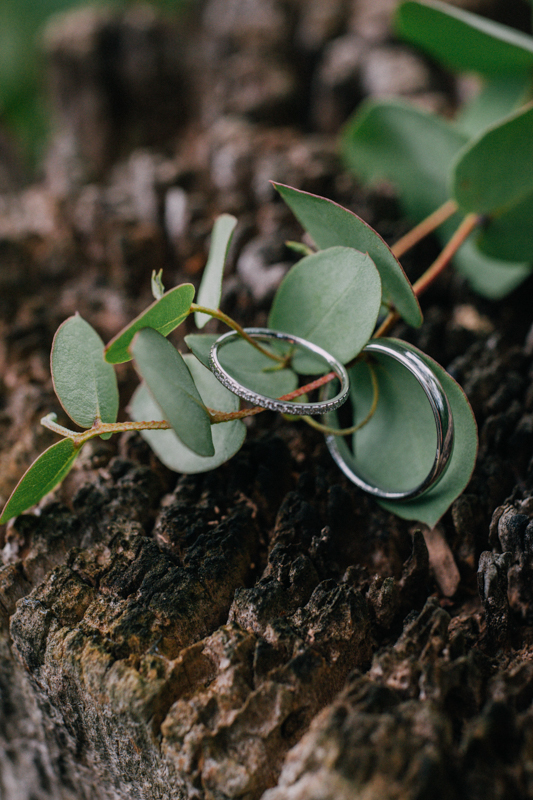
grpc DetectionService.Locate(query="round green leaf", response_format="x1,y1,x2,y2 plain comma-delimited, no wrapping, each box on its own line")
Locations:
268,246,382,370
476,190,533,262
342,99,532,300
452,104,533,214
396,0,533,76
184,333,219,369
456,75,532,139
379,348,478,525
346,350,439,495
128,356,246,474
273,183,422,328
342,99,467,222
185,333,298,397
327,339,477,527
130,328,214,458
195,214,237,328
453,237,532,300
51,314,119,429
105,283,195,364
0,439,81,523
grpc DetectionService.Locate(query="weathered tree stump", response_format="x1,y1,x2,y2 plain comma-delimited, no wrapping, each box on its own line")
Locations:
2,2,533,799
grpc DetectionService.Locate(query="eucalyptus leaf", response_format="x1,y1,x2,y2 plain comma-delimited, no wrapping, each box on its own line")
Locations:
342,99,467,222
396,0,533,75
452,104,533,214
195,214,237,328
151,269,165,300
327,339,477,527
456,74,533,138
475,190,533,262
453,238,532,299
346,348,438,494
185,333,298,396
129,355,246,473
273,183,422,328
184,332,217,369
378,348,478,526
269,246,382,371
51,314,119,429
0,439,81,523
342,99,531,299
105,283,195,364
130,328,214,457
285,240,315,257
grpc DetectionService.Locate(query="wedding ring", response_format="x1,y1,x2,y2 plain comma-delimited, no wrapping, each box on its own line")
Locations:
209,328,349,415
325,338,454,500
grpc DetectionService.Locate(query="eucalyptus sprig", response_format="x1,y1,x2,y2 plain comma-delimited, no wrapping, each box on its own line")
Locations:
342,0,533,300
1,179,481,529
4,0,529,540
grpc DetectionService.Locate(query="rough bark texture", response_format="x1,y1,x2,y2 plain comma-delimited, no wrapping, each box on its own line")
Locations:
2,1,533,798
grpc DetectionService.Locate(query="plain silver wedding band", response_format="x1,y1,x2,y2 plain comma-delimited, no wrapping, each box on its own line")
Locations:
209,328,349,415
325,339,454,501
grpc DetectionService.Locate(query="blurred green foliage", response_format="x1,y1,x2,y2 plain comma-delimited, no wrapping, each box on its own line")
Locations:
0,0,188,172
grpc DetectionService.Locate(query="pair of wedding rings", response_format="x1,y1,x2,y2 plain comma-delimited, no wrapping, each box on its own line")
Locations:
209,328,454,501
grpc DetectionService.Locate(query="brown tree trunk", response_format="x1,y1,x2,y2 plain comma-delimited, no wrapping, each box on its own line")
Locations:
2,2,533,799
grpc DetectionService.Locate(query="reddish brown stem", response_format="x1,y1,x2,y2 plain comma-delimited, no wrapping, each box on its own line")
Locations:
411,213,480,296
391,200,458,259
207,371,337,423
375,212,481,339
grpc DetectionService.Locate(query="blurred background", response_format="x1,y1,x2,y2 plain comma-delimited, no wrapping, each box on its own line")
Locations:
0,0,191,171
2,0,530,180
2,4,533,799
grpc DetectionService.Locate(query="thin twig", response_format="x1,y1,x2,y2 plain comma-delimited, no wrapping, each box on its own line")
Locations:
42,416,174,447
207,371,337,423
190,304,285,363
41,371,341,444
374,212,481,339
391,200,458,259
302,361,379,436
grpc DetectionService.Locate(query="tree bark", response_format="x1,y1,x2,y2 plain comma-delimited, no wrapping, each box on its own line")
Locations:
2,2,533,799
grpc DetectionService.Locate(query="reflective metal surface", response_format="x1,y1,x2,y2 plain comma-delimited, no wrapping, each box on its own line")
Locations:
209,328,350,415
325,339,454,501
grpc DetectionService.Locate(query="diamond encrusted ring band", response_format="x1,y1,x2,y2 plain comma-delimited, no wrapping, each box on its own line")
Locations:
209,328,350,415
325,339,454,501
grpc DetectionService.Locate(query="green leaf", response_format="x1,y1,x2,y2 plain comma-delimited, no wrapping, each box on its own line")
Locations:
273,182,422,328
268,246,382,371
184,332,218,369
342,99,467,222
151,269,165,300
452,104,533,214
475,190,533,262
51,315,119,429
128,356,246,474
347,349,439,493
342,99,532,300
327,339,477,527
378,348,478,526
456,74,533,138
453,238,532,299
130,328,215,457
105,283,195,364
285,240,315,257
185,333,298,396
195,214,237,329
454,92,533,261
396,0,533,75
0,439,81,523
